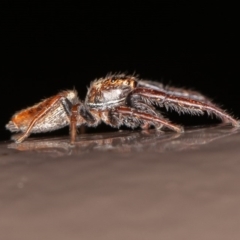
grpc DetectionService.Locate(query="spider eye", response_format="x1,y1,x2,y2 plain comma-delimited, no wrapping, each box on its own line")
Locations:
111,79,115,83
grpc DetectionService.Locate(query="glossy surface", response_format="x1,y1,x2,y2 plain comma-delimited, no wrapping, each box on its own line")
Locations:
1,125,240,240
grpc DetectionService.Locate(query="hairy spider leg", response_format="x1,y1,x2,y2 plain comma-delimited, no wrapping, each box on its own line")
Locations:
110,106,184,133
127,94,170,130
163,86,213,104
135,102,165,130
131,88,239,127
138,80,213,104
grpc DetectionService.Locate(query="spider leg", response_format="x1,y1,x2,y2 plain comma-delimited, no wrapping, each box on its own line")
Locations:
138,80,213,104
131,88,239,127
60,98,81,144
137,104,163,130
69,103,79,144
61,98,98,143
126,95,166,130
163,86,213,104
109,106,183,132
71,104,97,143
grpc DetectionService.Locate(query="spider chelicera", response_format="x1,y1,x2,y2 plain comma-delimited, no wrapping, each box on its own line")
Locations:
6,73,239,143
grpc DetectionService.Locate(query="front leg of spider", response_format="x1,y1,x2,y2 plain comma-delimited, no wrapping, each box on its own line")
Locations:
126,94,181,131
130,87,240,127
109,106,183,133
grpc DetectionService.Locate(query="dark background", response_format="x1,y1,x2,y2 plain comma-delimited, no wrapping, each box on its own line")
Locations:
0,2,238,141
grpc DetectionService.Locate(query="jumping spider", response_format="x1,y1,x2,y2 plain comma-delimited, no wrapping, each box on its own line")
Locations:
6,74,239,143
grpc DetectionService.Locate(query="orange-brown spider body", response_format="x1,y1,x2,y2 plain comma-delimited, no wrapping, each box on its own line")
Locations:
6,74,240,143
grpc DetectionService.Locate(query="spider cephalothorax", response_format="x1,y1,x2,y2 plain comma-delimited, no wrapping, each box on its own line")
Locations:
6,73,239,143
85,74,137,109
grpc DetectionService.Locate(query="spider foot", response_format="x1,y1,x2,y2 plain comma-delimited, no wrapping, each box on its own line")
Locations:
159,122,184,133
